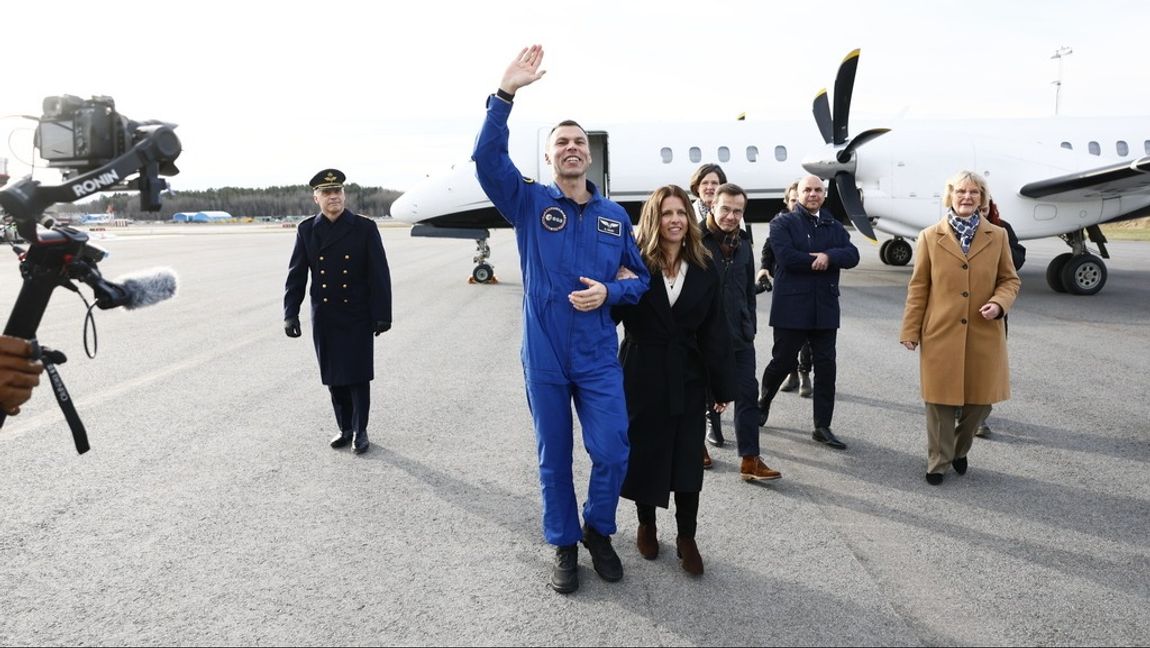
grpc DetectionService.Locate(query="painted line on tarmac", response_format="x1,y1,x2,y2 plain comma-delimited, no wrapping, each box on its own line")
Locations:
0,330,269,443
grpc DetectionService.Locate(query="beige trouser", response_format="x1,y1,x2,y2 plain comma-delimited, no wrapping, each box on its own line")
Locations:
925,403,992,474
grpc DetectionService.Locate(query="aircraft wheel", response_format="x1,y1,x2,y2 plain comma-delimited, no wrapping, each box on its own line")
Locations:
1059,254,1107,295
879,239,893,265
1045,253,1072,293
472,263,494,284
886,239,913,266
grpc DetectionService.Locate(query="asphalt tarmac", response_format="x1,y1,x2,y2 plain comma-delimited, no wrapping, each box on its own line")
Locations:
1,224,1147,646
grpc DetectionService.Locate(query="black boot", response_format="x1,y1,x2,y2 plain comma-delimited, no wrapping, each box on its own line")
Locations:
581,524,623,582
330,430,352,449
706,411,724,447
352,430,370,454
550,544,579,594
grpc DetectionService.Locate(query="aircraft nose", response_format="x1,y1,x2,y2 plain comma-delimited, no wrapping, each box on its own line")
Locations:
391,192,417,222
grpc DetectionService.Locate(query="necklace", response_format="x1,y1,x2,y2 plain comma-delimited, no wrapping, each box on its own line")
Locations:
664,258,686,291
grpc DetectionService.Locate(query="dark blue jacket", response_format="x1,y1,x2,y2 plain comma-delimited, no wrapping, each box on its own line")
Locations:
768,208,859,330
701,227,757,350
284,211,392,385
473,96,649,384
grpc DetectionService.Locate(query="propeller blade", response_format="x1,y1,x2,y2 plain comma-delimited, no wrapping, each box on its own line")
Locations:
836,127,891,163
833,49,861,145
834,171,876,241
813,89,833,144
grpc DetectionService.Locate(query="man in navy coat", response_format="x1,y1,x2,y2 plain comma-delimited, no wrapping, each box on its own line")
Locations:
284,169,392,455
757,175,858,450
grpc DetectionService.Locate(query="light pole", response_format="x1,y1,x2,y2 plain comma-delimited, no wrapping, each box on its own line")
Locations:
1051,46,1073,116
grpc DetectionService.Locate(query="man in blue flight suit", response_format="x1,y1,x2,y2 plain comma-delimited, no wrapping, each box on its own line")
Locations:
284,169,392,455
475,45,650,594
757,174,858,450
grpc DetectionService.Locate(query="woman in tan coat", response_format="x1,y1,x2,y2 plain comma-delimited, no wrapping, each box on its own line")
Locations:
900,171,1020,485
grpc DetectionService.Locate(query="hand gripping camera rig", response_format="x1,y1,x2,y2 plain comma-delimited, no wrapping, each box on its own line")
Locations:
0,95,182,452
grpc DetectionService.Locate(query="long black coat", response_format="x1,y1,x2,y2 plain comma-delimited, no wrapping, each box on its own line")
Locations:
613,258,734,508
284,211,392,386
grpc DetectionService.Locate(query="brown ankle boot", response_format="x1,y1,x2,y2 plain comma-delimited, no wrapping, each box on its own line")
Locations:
636,523,658,559
740,455,782,481
676,536,704,576
702,446,713,469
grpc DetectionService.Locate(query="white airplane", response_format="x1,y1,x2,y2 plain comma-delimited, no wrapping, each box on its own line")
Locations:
390,50,1150,295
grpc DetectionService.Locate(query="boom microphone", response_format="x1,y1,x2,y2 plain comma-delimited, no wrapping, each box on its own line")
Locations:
97,267,179,310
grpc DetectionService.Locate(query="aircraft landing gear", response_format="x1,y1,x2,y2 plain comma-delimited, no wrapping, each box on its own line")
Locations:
880,237,912,266
469,237,498,284
1044,228,1109,295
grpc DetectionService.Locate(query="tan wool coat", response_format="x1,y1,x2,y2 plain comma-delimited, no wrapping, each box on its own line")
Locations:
900,218,1021,406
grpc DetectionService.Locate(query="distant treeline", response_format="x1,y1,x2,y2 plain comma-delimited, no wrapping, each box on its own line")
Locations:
52,184,403,220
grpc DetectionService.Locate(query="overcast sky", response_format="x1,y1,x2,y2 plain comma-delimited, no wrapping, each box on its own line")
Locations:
2,0,1146,195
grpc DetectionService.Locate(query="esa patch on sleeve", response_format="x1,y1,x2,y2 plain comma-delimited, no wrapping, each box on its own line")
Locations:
597,217,622,237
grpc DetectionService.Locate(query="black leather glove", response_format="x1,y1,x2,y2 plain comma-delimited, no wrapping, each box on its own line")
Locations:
755,276,773,294
284,317,301,338
373,321,391,336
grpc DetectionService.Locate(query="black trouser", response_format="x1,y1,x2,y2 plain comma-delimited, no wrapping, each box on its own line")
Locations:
705,346,760,456
636,491,700,539
329,382,370,434
759,328,837,429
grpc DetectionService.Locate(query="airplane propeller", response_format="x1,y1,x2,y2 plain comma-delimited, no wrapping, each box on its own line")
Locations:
802,49,889,241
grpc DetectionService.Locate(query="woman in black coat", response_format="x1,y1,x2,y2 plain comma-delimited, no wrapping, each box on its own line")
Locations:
613,185,734,576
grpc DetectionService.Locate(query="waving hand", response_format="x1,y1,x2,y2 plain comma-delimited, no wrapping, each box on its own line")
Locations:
501,45,547,95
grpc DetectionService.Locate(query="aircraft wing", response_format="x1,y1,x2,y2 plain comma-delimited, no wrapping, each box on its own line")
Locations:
1020,156,1150,200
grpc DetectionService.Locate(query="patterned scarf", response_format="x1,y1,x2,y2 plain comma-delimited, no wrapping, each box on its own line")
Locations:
707,219,740,260
947,208,980,255
693,198,710,223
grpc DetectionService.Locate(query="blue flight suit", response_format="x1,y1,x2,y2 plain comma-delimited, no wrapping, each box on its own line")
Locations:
474,95,650,546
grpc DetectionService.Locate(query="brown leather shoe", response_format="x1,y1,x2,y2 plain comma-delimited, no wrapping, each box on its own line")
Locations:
676,537,704,576
702,446,713,470
740,455,782,481
637,523,658,560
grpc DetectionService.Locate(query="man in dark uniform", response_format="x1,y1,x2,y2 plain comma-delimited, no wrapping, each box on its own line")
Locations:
284,169,392,455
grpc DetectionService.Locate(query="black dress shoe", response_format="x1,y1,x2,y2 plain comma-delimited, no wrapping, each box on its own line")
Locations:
926,472,944,485
952,456,968,475
812,426,847,450
757,401,770,427
581,524,623,582
779,372,799,392
706,413,724,447
330,431,352,449
352,430,370,454
550,544,579,594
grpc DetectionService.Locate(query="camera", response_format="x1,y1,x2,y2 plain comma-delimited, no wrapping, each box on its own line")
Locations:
34,95,131,178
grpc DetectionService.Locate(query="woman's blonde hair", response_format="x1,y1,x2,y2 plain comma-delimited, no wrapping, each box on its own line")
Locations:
636,185,712,275
943,170,991,213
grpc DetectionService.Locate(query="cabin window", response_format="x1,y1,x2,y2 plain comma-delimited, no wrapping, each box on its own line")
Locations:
689,147,701,163
717,146,730,163
660,147,673,163
774,145,787,162
1116,140,1129,157
1088,141,1100,156
1145,140,1150,155
746,146,759,162
1060,141,1073,150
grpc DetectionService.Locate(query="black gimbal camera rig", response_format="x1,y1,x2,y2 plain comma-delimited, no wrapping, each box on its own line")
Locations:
0,95,181,452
